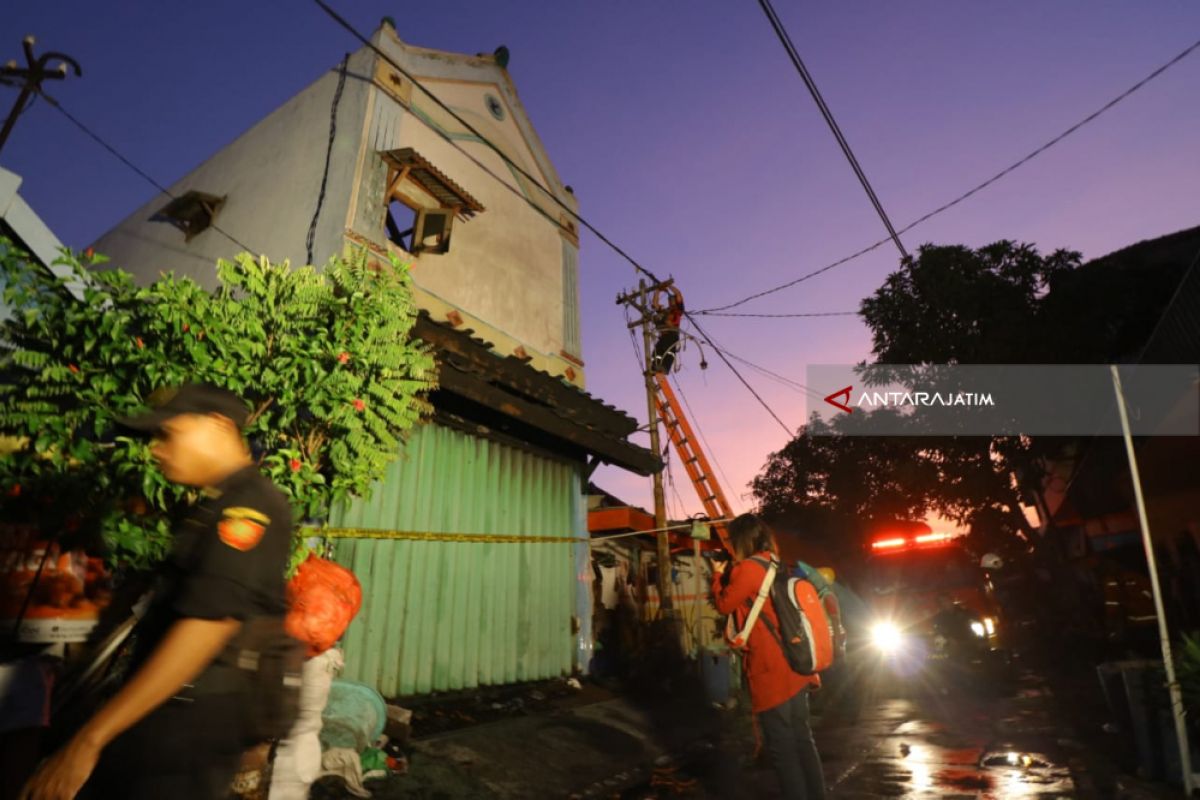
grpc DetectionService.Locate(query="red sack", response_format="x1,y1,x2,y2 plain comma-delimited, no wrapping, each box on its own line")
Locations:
284,553,362,658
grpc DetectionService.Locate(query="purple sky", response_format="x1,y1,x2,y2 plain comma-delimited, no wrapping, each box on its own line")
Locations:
4,2,1199,518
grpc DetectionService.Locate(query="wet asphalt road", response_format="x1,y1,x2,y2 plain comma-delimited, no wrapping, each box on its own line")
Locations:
817,669,1079,799
625,664,1085,799
318,663,1088,798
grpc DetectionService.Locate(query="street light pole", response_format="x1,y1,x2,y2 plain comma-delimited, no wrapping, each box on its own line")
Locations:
1110,364,1194,794
0,36,82,155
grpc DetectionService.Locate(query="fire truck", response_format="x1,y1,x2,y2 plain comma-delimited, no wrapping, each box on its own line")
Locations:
854,521,1009,688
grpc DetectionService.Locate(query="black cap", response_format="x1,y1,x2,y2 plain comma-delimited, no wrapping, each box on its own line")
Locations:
117,383,250,433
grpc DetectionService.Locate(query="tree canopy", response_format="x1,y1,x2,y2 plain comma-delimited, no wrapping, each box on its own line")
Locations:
754,232,1195,554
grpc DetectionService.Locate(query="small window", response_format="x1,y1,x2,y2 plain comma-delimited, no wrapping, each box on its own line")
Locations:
413,208,453,254
380,148,484,257
384,199,453,255
485,93,505,121
151,191,224,242
386,199,418,251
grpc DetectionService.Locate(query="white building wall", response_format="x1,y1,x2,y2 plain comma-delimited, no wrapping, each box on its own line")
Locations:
348,27,584,379
86,25,584,384
90,48,375,287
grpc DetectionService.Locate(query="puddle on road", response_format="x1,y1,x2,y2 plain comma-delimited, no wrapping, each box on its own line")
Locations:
853,741,1075,798
979,750,1053,770
829,670,1076,798
894,720,945,736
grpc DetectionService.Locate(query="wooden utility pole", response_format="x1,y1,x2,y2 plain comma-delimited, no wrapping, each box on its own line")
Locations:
0,36,82,155
617,278,676,618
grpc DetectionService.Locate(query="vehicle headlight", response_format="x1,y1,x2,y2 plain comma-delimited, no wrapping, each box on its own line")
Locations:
871,621,904,653
983,617,996,636
970,621,987,638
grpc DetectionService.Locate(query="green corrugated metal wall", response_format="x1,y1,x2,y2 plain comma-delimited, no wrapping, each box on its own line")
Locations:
331,423,580,697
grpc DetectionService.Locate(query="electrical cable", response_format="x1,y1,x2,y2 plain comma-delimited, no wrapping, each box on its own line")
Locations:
307,53,349,265
311,0,664,283
700,34,1200,314
312,2,1030,439
756,0,909,261
665,448,688,521
683,322,822,402
698,310,858,318
717,350,816,398
45,0,836,442
683,312,796,437
39,92,258,255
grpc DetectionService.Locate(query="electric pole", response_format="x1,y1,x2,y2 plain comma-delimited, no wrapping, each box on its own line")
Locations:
617,278,676,619
0,35,82,156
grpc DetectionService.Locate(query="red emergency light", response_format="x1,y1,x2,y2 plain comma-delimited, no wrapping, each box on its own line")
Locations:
870,531,959,553
870,537,908,551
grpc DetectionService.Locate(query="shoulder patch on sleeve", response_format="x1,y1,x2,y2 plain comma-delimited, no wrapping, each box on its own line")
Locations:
218,507,268,551
223,506,272,525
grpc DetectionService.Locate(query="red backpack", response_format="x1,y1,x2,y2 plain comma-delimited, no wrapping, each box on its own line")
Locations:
727,556,836,675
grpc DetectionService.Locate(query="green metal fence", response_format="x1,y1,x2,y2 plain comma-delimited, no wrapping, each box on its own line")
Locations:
331,423,581,697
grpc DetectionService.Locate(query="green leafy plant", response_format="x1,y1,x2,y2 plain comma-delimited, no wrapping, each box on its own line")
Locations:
1177,632,1200,727
0,238,436,570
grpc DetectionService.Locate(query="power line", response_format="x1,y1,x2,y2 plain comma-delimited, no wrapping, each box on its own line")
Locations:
756,0,908,261
39,92,258,255
307,52,348,265
690,329,822,402
320,0,804,442
697,238,893,315
682,319,821,399
311,0,665,285
697,310,858,318
700,34,1200,315
683,313,796,437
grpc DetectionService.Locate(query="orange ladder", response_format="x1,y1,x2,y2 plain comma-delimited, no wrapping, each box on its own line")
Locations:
653,373,734,553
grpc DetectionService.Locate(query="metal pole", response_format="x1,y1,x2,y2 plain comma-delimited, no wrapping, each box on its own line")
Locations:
0,83,35,154
640,279,674,617
0,35,82,155
1110,364,1194,794
0,35,82,156
693,537,704,650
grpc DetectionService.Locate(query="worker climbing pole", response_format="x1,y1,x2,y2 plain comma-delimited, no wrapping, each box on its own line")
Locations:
617,279,734,621
617,278,678,618
649,282,685,375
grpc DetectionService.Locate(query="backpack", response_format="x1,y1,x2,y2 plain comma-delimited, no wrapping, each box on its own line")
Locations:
727,556,837,676
790,560,847,663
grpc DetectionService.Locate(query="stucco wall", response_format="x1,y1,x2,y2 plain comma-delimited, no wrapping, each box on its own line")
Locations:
348,28,584,374
90,48,375,287
85,26,585,382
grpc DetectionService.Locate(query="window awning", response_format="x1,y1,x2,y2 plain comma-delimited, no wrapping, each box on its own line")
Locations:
382,148,485,219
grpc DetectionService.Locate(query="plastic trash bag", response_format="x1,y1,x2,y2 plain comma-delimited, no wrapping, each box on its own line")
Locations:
284,554,362,658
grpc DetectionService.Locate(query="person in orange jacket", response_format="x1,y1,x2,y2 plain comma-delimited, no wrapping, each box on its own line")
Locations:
713,513,826,800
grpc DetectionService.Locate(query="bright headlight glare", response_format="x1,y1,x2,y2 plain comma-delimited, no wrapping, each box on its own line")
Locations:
984,617,996,636
970,621,986,638
871,621,903,652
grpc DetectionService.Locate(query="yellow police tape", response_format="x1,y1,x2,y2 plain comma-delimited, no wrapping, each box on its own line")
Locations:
303,527,590,544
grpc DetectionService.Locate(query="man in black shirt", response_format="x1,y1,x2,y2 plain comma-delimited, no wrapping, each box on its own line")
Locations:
22,384,293,800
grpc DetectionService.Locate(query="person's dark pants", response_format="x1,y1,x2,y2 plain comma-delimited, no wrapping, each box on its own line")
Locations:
652,329,680,373
85,693,246,799
758,690,826,800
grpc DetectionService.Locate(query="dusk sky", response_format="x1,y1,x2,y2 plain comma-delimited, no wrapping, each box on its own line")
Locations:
4,2,1199,519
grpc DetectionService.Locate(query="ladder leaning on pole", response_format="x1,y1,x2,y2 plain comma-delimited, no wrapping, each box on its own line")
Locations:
652,373,734,554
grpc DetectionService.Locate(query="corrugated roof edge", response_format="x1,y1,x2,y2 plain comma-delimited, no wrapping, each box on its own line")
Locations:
413,311,640,437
